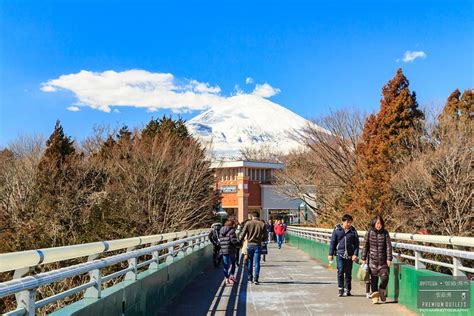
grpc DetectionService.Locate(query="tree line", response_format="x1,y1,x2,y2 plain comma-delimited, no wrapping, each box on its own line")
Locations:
245,69,472,236
0,117,221,254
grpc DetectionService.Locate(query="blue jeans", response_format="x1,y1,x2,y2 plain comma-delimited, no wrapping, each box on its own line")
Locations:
276,235,283,248
247,245,261,279
222,254,236,278
336,256,353,291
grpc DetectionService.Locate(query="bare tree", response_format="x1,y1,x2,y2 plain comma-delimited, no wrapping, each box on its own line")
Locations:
276,109,366,225
392,121,473,236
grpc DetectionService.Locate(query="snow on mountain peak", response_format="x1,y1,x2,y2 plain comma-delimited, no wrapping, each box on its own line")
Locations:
186,94,319,158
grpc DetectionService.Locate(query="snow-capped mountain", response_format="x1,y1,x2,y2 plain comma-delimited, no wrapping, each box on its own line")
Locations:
186,94,321,158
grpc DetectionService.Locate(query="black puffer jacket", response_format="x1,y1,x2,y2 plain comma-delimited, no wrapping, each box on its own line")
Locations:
362,229,393,276
219,226,239,255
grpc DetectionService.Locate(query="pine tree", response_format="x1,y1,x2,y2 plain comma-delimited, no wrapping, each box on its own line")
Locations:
35,121,80,246
439,88,473,125
348,69,424,224
37,121,76,192
142,116,191,140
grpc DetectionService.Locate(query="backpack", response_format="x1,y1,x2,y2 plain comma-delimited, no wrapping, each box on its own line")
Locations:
209,229,221,247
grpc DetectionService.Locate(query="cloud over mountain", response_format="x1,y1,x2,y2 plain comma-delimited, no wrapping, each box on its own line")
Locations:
41,70,281,113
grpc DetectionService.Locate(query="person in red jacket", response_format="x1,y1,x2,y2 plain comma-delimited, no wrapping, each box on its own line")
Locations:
274,219,286,249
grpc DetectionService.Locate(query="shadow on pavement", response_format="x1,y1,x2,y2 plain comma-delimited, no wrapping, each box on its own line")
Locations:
259,280,336,285
159,256,247,316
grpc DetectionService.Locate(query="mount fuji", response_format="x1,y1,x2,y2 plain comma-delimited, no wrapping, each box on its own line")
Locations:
186,94,321,158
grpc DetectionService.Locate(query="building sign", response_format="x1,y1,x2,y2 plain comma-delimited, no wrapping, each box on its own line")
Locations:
220,185,237,193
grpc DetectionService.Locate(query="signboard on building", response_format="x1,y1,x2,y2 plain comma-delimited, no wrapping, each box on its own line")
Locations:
220,185,238,193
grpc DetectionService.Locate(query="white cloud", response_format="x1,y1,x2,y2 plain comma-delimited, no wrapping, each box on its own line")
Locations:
232,85,244,96
252,83,281,98
245,77,254,84
402,50,427,63
41,85,57,92
41,70,226,113
41,70,281,113
67,106,80,112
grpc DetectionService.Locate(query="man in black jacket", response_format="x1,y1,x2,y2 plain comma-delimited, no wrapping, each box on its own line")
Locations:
328,214,359,297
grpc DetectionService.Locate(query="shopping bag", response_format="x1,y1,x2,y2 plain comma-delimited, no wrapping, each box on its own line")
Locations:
357,263,368,280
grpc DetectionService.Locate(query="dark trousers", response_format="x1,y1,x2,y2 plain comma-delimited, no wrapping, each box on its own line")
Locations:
371,274,389,292
222,254,236,278
247,245,262,279
336,256,353,291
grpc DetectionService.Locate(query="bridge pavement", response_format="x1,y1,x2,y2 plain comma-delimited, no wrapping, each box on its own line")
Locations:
159,243,416,316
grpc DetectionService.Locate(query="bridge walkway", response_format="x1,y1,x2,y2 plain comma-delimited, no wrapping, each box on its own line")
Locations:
159,243,415,315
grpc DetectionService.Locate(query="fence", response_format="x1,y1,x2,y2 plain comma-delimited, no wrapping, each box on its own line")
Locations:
287,227,474,276
0,230,209,315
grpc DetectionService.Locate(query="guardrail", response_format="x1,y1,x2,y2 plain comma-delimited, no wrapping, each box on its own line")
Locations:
287,227,474,276
0,229,210,316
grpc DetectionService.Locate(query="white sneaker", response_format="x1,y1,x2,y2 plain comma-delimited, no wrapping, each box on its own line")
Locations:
366,293,371,299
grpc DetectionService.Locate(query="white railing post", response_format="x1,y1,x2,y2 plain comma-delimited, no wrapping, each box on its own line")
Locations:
125,246,138,281
17,289,36,316
149,243,159,270
84,269,102,298
414,251,425,270
452,257,465,277
13,267,36,315
166,246,175,264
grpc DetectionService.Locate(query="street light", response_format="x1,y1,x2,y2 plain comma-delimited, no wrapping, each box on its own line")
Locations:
215,208,228,224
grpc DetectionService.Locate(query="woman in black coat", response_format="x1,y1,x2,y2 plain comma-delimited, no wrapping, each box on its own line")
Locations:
219,219,239,284
362,215,393,303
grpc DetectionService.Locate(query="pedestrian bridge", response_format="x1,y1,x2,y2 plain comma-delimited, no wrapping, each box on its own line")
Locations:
0,227,473,315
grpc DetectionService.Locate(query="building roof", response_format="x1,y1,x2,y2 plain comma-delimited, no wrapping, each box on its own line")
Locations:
210,160,284,170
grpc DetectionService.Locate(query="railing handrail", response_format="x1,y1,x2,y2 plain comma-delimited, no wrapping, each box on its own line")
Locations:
0,234,204,298
287,226,474,277
0,229,205,273
0,230,211,316
289,226,474,247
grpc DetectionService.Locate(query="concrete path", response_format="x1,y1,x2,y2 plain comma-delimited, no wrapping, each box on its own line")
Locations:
159,243,415,316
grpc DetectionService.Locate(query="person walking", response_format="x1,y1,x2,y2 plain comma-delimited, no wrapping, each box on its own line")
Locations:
219,219,240,285
239,219,249,266
234,221,242,267
240,212,268,285
265,220,273,243
268,220,274,243
362,215,393,304
208,222,223,267
328,214,360,297
274,220,286,249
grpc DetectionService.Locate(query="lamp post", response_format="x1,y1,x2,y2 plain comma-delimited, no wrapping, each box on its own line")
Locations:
216,208,228,224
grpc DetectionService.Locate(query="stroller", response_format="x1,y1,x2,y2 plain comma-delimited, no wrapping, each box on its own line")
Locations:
208,223,223,267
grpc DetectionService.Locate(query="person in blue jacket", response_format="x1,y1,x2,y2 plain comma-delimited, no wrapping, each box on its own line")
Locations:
328,214,360,297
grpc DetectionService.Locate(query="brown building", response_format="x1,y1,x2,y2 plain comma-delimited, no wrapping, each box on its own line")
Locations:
211,160,314,223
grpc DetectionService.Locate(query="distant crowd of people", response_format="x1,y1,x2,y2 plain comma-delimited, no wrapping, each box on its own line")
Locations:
208,212,392,305
208,214,287,285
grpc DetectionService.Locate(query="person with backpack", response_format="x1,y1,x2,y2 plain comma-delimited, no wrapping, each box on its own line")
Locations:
328,214,360,297
240,212,268,285
274,220,286,249
361,215,393,304
208,222,222,267
219,219,240,284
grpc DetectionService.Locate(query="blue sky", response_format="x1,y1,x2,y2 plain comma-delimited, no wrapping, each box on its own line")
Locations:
0,0,472,147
